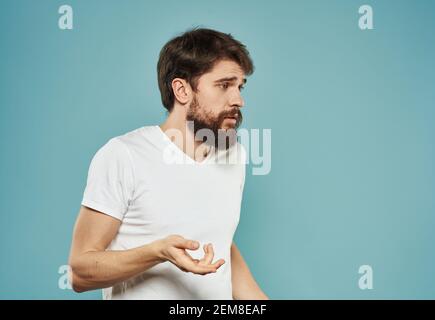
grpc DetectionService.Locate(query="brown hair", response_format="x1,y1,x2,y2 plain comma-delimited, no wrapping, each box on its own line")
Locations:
157,28,254,112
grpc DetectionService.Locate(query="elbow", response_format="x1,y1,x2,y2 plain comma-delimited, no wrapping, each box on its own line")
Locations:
71,271,95,293
69,258,90,293
70,269,87,293
72,283,86,293
70,273,84,293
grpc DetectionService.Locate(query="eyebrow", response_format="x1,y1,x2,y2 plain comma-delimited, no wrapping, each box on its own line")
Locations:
214,76,247,85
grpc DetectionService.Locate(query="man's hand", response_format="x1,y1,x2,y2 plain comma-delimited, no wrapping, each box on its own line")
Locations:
156,235,225,275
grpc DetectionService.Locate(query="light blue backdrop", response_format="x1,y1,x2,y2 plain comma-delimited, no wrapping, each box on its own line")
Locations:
1,0,434,299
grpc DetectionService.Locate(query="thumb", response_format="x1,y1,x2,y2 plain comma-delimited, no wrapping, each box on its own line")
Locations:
176,239,199,250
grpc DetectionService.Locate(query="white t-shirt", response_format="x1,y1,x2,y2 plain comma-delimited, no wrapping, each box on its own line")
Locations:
81,125,246,299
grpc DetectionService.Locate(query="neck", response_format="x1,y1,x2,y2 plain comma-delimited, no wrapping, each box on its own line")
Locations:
159,108,211,162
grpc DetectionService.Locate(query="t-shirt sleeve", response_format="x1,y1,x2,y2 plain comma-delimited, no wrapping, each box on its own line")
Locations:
81,137,135,221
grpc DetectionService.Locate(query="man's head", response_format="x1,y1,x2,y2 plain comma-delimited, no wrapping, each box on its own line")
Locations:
157,28,254,142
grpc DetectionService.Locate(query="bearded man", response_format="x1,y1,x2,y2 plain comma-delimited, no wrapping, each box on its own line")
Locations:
68,28,268,300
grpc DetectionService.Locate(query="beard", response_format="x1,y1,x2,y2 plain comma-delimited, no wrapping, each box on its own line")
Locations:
186,96,243,150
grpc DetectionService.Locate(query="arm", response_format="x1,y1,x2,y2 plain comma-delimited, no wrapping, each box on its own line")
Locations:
68,205,163,292
231,242,269,300
69,206,224,293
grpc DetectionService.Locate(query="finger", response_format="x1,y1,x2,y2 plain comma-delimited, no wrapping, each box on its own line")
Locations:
203,243,214,265
175,239,199,250
192,257,225,275
211,258,225,270
201,243,209,260
175,252,200,272
173,245,224,275
179,252,219,275
191,263,221,275
178,257,215,275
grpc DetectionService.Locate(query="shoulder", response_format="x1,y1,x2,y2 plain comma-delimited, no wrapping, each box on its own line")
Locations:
90,126,150,165
115,126,148,147
114,125,163,152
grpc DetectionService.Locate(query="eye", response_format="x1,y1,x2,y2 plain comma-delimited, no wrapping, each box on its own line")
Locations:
239,85,245,91
219,82,229,90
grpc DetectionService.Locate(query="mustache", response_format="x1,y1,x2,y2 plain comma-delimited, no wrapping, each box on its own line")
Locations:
219,109,242,120
218,109,243,128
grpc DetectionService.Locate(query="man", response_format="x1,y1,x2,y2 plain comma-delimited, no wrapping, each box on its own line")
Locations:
68,28,268,300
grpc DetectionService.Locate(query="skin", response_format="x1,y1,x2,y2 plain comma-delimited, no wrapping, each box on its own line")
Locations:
160,59,246,161
69,59,268,299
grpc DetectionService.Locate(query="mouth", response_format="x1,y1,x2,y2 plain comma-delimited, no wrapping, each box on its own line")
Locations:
224,117,237,124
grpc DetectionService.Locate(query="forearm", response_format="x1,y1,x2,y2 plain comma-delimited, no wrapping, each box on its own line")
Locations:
70,241,164,292
231,243,269,300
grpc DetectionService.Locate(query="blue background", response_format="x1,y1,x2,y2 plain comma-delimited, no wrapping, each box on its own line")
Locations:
1,0,434,299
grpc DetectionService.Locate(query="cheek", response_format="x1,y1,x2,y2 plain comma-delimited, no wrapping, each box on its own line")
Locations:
199,89,227,114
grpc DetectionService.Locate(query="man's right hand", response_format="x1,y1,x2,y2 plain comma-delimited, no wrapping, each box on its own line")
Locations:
155,235,225,275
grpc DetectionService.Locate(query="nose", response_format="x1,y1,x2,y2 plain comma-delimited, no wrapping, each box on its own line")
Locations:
230,90,244,109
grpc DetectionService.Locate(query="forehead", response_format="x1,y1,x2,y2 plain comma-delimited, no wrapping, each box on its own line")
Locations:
200,60,245,82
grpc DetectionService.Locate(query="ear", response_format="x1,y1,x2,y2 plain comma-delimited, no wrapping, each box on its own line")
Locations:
171,78,192,105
